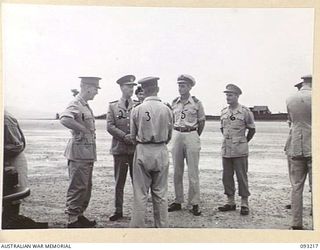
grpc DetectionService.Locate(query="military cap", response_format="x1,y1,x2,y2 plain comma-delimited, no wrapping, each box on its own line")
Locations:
135,86,143,95
116,75,137,85
223,84,242,95
301,74,312,82
79,76,101,88
138,76,160,87
177,74,196,87
294,81,303,90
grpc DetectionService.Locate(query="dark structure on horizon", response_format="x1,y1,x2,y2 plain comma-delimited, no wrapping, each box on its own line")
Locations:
94,105,288,121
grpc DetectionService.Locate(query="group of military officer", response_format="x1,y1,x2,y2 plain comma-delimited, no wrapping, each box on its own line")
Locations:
59,73,312,229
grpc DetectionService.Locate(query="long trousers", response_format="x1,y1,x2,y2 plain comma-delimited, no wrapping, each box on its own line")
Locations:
130,143,169,228
113,154,133,213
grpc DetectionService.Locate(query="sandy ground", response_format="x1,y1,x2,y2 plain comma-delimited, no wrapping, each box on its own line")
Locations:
13,120,313,229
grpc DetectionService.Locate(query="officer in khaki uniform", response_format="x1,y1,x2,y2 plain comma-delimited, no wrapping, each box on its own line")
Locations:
106,75,137,221
129,76,173,228
286,74,312,230
60,76,101,228
168,74,205,216
218,84,255,216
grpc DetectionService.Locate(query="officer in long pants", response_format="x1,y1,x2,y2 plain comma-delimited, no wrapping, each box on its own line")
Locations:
286,74,312,230
168,74,205,216
106,75,137,221
129,76,173,228
218,84,255,216
60,76,101,228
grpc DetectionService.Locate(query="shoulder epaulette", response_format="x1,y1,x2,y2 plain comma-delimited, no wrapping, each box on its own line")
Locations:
221,106,228,113
135,102,142,108
241,105,250,112
172,97,179,103
192,96,199,103
163,102,172,110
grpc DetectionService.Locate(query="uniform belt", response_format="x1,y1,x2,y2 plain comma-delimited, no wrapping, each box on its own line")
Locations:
174,127,197,133
137,141,166,144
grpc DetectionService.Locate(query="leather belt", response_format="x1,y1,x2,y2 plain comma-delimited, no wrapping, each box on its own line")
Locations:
137,141,166,144
174,127,197,133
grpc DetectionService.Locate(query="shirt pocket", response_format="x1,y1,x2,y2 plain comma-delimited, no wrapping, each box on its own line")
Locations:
231,114,245,128
186,108,198,123
231,136,248,156
69,138,95,160
82,111,95,131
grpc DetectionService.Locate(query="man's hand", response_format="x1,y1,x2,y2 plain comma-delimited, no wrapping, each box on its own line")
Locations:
123,134,134,145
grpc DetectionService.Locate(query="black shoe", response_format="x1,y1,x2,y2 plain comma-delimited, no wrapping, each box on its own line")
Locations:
67,220,84,228
190,205,201,216
3,215,48,229
285,204,291,209
218,204,236,212
78,215,96,227
240,206,249,215
109,212,123,221
168,203,181,212
290,226,303,230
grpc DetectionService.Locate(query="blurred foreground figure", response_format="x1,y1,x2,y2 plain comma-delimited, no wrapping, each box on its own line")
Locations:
286,75,312,230
129,76,173,228
2,110,48,229
60,76,101,228
218,84,255,216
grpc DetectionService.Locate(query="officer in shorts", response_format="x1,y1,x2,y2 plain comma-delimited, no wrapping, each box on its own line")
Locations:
218,84,255,216
129,76,173,228
168,74,205,216
60,76,101,228
107,75,137,221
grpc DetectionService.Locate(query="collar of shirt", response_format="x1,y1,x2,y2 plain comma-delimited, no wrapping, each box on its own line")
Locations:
176,95,195,105
144,96,161,102
76,95,88,106
228,104,243,114
119,97,133,109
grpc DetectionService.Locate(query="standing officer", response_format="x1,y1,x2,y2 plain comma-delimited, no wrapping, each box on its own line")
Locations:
284,80,303,210
60,76,101,228
218,84,255,216
168,74,205,216
129,76,173,228
106,75,137,221
286,74,312,230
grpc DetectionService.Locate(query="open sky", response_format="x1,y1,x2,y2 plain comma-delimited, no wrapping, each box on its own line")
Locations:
2,4,314,119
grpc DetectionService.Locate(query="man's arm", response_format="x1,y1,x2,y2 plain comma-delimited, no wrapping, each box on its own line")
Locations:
166,109,173,144
197,120,205,136
60,117,89,134
246,128,256,142
130,108,137,144
106,104,127,141
197,101,206,136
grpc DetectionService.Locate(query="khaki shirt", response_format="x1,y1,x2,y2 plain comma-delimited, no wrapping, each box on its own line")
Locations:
131,96,173,143
106,98,137,155
4,110,26,159
286,86,311,157
172,95,205,129
220,104,255,158
60,95,96,162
